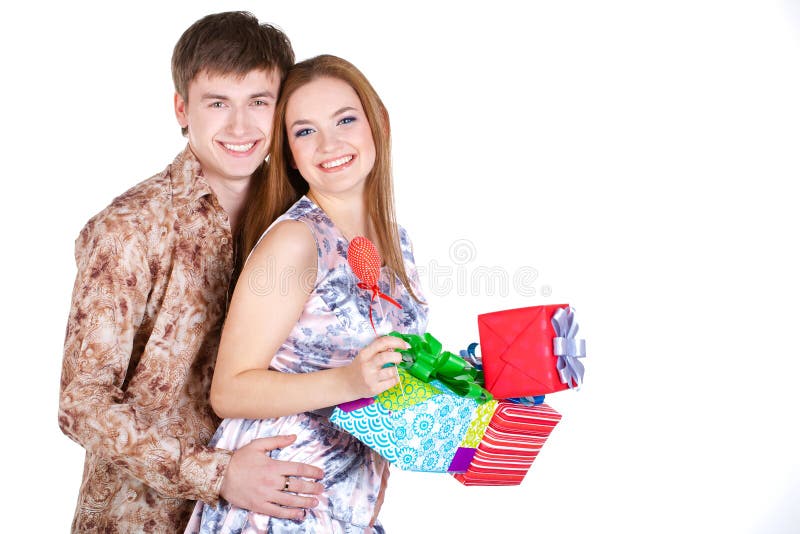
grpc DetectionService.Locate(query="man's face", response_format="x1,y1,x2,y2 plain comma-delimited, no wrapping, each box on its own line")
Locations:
174,69,280,185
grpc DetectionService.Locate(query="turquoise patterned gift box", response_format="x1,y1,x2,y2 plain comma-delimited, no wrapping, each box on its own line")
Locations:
329,372,479,472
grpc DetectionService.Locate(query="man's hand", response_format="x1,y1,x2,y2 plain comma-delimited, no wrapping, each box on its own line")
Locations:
220,435,325,520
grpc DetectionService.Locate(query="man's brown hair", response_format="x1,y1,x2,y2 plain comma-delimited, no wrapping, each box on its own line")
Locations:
171,11,295,135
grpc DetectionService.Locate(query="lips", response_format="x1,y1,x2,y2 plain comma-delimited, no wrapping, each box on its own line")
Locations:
218,140,259,156
318,154,355,171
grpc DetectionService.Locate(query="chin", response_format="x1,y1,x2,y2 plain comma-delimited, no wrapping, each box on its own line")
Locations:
216,168,253,182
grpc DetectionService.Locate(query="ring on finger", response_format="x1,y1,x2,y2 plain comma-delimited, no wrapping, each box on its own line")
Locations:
283,475,290,491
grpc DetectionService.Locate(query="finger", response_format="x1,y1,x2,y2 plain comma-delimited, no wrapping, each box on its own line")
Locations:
250,501,307,521
273,459,325,480
376,350,402,367
370,371,400,396
287,478,325,496
249,434,297,451
369,335,410,354
377,367,401,384
268,489,320,509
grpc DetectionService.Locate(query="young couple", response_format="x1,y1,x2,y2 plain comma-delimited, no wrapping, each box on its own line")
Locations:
59,11,427,534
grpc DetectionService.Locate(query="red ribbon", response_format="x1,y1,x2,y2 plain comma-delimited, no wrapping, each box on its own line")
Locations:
348,236,403,335
357,281,402,334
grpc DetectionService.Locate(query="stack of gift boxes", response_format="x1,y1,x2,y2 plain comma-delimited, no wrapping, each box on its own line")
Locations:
330,304,585,486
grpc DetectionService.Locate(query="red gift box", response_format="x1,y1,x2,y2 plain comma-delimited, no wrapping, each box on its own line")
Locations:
453,401,561,486
479,304,576,398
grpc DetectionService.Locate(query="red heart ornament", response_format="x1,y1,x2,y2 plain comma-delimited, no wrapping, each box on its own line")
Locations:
347,236,402,334
348,236,382,287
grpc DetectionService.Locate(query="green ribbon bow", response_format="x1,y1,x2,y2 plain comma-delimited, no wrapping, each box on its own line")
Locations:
389,331,493,403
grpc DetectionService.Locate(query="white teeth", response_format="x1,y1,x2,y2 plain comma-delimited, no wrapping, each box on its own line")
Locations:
321,156,353,169
223,142,255,152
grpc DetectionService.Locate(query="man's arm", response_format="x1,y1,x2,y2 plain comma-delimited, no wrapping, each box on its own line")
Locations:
58,214,324,513
58,215,232,504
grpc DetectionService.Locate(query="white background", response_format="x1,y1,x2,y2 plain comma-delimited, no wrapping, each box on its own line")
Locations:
2,1,799,532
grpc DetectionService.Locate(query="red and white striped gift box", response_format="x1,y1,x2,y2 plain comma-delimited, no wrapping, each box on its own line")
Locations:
454,402,561,486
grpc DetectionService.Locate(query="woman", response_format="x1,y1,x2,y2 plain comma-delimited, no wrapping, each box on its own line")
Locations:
186,55,428,533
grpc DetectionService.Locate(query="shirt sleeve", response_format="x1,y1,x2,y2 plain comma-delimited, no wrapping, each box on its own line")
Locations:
58,214,232,505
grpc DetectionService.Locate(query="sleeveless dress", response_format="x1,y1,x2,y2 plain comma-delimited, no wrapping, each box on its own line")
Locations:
185,196,429,533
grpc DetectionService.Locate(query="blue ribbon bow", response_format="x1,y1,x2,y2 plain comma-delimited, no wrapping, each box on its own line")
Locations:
508,395,546,406
459,342,482,370
551,306,586,389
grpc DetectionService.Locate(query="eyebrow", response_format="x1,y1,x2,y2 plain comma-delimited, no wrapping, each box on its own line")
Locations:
289,106,359,129
201,91,276,101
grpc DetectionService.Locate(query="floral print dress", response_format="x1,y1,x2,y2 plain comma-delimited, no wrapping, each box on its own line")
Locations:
186,196,429,533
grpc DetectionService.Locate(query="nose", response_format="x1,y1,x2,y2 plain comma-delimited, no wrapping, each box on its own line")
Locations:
318,127,342,153
228,106,250,137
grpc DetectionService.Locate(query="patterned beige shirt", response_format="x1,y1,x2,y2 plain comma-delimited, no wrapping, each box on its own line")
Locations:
59,146,237,533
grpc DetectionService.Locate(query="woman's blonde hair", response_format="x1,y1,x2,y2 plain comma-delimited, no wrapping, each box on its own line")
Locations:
241,54,420,301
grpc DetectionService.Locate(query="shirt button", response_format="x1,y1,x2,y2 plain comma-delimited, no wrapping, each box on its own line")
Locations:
222,238,228,244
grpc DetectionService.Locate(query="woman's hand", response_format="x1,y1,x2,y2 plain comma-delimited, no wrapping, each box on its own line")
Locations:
344,335,408,399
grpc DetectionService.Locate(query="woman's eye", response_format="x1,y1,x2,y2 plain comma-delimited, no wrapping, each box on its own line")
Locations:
337,116,356,126
295,128,315,137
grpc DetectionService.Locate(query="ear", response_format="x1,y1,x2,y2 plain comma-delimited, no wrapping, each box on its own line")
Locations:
174,92,188,129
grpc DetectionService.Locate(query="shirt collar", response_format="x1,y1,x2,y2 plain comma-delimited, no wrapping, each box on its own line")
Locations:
169,144,215,207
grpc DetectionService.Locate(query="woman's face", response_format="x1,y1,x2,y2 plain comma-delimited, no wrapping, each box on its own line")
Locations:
285,76,376,199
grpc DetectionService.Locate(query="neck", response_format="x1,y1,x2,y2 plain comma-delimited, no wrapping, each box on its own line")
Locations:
204,174,252,234
308,189,370,242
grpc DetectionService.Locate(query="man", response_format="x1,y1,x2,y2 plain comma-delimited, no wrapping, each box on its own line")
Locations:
58,12,324,532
